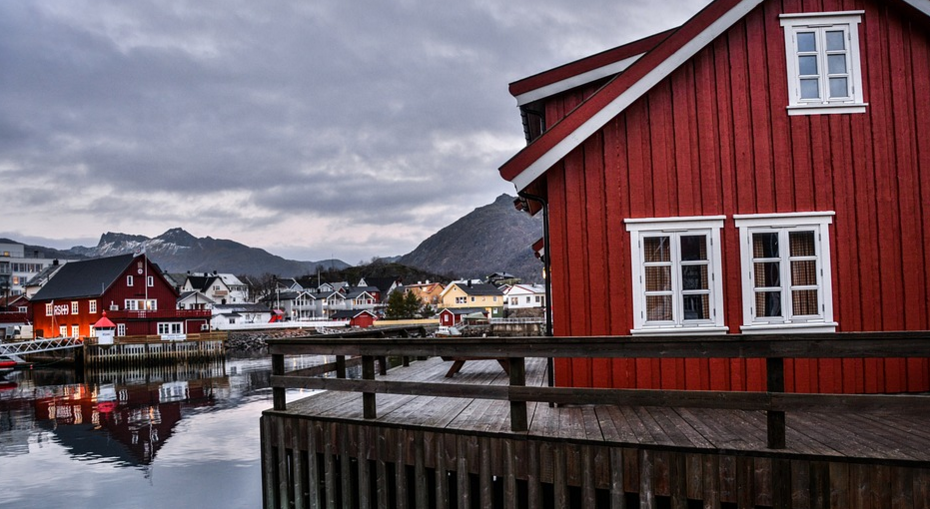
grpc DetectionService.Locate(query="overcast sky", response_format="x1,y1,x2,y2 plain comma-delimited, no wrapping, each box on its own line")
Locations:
1,0,710,264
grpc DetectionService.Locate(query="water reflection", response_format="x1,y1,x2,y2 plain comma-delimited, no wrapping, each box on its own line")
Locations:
0,354,331,509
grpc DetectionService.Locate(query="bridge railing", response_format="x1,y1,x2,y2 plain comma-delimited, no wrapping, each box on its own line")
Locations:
266,331,930,449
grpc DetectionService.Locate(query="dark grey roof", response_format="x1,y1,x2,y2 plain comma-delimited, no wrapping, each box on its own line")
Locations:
458,282,504,297
441,307,487,315
31,254,136,302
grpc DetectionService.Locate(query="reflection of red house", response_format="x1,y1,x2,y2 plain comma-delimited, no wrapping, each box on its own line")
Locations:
501,0,930,393
30,254,210,339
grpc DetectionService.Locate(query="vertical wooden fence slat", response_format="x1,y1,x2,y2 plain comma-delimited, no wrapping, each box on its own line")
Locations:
294,418,305,509
396,429,409,509
457,435,471,509
504,439,518,509
640,449,656,509
276,418,291,509
376,427,389,509
436,433,449,509
307,421,320,509
336,355,346,378
582,445,596,508
670,452,687,509
703,454,721,509
323,422,337,509
479,436,493,509
527,439,541,508
415,431,428,509
262,417,276,509
610,447,626,509
358,425,370,509
554,445,567,509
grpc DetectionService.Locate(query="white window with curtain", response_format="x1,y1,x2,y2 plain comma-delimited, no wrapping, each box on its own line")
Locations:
626,216,726,335
780,11,865,115
735,212,836,333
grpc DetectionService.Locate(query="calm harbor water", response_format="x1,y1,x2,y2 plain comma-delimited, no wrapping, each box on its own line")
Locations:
0,354,329,509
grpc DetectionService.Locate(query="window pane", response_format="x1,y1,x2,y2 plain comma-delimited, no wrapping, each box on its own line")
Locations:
644,237,670,262
683,295,709,320
680,235,707,261
828,54,847,74
789,231,816,256
755,262,781,287
792,290,819,315
645,266,671,291
797,31,816,52
800,78,820,99
791,260,818,286
753,232,779,258
798,55,818,76
826,30,845,51
829,77,848,98
756,291,782,317
646,295,672,321
681,265,708,291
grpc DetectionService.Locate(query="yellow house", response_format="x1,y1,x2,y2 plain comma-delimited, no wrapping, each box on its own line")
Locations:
438,281,504,318
405,281,445,307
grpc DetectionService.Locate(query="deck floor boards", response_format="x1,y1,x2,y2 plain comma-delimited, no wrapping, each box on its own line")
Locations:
279,356,930,465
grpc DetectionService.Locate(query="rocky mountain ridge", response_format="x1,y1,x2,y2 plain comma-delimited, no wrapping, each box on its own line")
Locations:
9,194,544,282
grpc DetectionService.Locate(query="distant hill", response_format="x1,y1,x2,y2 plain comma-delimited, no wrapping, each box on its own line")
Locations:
65,228,348,277
399,194,543,283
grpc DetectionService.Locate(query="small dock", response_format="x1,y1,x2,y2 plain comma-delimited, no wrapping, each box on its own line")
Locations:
83,332,226,367
261,334,930,508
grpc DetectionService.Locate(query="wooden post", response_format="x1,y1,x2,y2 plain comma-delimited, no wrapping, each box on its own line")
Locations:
336,355,346,378
766,357,786,449
272,352,286,411
509,357,527,432
362,355,376,419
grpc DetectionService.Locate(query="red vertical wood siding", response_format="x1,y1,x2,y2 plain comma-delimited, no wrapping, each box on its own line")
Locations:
538,0,930,393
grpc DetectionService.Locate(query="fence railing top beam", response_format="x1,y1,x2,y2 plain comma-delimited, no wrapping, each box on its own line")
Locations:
266,331,930,359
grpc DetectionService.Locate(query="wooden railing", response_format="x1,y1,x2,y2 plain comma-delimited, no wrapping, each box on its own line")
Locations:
267,331,930,449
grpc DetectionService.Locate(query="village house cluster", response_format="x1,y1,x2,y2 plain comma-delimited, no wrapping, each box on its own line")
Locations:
0,245,546,340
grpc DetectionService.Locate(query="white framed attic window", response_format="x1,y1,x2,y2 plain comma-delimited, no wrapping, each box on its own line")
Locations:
780,11,865,115
734,212,837,333
625,216,726,335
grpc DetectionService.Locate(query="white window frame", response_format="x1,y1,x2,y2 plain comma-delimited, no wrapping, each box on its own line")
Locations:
46,303,53,316
625,216,727,335
780,11,866,116
734,212,837,333
126,275,134,287
59,325,67,337
71,301,79,315
147,275,154,287
71,325,79,338
117,323,126,336
89,300,97,314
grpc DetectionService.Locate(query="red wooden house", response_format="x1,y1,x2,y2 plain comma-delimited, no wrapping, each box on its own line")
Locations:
30,254,210,339
500,0,930,393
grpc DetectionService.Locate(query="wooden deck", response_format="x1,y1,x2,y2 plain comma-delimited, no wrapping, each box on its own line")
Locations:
283,357,930,465
263,355,930,508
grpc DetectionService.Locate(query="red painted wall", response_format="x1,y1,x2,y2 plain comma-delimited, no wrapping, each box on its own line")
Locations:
31,256,208,338
537,0,930,393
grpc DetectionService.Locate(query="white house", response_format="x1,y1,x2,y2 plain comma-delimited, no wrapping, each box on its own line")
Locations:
504,284,546,311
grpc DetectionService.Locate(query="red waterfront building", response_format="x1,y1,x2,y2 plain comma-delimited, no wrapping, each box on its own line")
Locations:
30,254,210,339
500,0,930,393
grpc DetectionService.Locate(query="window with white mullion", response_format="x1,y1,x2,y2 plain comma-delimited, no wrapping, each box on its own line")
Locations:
627,216,725,335
737,212,835,332
781,11,864,115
